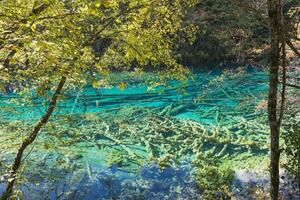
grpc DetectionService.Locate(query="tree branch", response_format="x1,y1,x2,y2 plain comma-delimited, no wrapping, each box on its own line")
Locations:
280,82,300,89
287,40,300,57
278,38,286,125
0,76,67,200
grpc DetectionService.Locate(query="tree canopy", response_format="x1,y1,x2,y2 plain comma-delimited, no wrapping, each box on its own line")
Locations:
0,0,197,93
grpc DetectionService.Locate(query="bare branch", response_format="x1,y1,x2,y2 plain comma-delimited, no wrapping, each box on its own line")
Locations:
287,40,300,57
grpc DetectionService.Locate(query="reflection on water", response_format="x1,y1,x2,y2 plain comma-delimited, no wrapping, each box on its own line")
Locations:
0,71,273,199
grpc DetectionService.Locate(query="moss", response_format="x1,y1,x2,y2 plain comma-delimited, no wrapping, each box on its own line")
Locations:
195,159,234,199
193,150,271,199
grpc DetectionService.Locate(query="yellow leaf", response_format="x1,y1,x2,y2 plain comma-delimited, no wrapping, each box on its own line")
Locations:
102,0,111,8
60,94,66,100
31,23,36,31
92,79,101,88
95,1,101,8
90,8,98,15
118,82,126,90
36,87,44,96
0,84,6,93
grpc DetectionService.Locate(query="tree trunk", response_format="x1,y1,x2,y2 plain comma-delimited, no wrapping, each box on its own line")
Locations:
0,76,67,200
267,0,283,199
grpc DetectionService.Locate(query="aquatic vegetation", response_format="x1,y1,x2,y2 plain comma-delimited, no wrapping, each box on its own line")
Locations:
0,0,299,198
1,69,299,199
194,159,234,199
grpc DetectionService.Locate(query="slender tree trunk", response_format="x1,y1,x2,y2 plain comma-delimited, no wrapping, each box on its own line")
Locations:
267,0,283,199
0,76,67,200
278,39,286,124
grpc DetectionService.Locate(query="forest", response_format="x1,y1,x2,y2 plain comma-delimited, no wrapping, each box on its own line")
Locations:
0,0,299,199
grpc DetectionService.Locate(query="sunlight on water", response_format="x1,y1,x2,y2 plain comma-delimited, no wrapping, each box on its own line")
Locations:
0,70,272,199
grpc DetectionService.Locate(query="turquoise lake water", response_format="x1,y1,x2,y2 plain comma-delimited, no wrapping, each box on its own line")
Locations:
0,70,271,199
